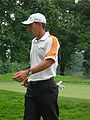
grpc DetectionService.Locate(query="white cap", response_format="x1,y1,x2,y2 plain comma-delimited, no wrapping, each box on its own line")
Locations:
21,13,46,25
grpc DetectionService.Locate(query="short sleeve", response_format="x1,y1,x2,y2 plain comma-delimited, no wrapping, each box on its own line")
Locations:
44,35,59,62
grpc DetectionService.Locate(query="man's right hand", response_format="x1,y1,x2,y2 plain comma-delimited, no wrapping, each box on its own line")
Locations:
22,77,29,87
12,70,29,82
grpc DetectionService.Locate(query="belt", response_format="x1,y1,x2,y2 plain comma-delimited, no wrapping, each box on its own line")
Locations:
29,77,54,85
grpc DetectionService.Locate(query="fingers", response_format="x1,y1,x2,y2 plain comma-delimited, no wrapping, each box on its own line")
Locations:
13,72,20,76
12,75,23,82
12,70,29,82
24,77,28,82
12,72,24,82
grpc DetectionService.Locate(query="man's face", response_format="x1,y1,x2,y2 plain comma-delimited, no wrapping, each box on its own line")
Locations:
27,22,40,36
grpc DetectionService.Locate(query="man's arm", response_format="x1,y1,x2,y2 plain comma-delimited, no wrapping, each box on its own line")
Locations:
12,59,54,82
30,58,54,74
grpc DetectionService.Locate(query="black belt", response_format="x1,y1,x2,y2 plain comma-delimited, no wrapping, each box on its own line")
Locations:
29,77,54,85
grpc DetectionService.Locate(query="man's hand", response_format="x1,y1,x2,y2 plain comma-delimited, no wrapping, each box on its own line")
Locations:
21,78,29,87
12,70,29,82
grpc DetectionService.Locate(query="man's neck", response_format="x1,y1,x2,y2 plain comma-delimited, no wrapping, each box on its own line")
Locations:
36,30,46,40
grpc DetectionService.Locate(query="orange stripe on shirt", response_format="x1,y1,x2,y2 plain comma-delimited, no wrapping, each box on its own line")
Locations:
44,35,58,59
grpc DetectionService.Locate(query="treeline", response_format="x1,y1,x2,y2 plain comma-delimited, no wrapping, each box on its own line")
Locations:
0,0,90,77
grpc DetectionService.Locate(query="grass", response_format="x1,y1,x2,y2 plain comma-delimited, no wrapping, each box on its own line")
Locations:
0,90,24,120
0,90,90,120
1,82,90,100
0,73,90,120
59,96,90,120
0,73,90,99
0,82,26,93
59,83,90,99
0,73,15,82
0,73,26,93
55,75,90,84
0,73,90,84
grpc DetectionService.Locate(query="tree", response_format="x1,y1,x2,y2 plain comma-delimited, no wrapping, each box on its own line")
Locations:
0,0,90,76
73,0,90,76
0,0,32,63
52,0,90,76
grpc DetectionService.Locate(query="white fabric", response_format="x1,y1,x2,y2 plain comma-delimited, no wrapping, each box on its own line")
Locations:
22,13,46,25
28,32,60,82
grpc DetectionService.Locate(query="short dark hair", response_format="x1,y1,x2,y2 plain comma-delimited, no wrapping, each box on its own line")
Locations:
35,22,45,29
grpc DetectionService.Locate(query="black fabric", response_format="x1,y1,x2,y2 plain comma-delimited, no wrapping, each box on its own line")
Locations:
24,78,59,120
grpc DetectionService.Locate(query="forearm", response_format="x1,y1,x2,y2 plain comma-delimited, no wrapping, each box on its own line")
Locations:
29,59,54,74
12,59,54,82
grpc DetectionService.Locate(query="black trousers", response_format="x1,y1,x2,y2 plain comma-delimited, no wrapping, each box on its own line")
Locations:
24,77,59,120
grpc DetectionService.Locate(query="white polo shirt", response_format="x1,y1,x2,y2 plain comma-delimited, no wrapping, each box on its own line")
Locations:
28,32,60,82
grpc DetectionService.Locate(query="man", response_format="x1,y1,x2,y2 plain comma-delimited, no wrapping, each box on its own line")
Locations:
13,13,60,120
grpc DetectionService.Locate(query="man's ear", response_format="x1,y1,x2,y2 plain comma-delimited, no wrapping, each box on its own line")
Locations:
38,22,42,26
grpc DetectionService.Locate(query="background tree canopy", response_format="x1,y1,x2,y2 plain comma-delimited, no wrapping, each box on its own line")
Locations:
0,0,90,77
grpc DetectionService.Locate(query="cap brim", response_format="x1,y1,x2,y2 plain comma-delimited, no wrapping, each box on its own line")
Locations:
21,20,34,25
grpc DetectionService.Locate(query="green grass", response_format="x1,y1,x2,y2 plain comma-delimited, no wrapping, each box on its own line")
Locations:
59,83,90,99
0,73,90,119
0,73,90,84
0,73,15,82
0,90,90,120
55,75,90,84
0,73,90,99
59,96,90,120
0,73,26,93
0,90,24,120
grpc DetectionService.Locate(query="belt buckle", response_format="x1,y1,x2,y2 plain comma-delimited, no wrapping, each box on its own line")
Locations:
30,81,36,84
32,81,36,84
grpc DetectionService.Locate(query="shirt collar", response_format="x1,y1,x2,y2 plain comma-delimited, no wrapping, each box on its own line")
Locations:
32,31,50,43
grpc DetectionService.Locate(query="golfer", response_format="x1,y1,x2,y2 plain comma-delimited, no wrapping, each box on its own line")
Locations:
13,13,60,120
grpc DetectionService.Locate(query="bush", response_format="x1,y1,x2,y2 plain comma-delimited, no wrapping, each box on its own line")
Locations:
0,59,29,74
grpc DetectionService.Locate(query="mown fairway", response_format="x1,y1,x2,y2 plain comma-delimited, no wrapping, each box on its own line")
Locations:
0,73,90,99
0,73,26,93
60,83,90,99
0,81,90,100
0,73,90,120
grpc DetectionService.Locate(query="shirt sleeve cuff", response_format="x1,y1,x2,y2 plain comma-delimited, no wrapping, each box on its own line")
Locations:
44,56,56,62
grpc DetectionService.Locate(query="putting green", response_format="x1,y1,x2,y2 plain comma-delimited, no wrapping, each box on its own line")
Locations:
0,82,26,93
59,83,90,100
0,81,90,100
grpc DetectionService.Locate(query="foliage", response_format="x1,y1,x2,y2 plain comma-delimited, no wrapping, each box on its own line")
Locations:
0,0,90,76
53,0,90,75
82,42,90,77
0,1,32,63
0,59,29,74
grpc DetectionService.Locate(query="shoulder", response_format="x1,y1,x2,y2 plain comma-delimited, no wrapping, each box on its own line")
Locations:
49,35,58,39
49,35,58,41
48,35,59,44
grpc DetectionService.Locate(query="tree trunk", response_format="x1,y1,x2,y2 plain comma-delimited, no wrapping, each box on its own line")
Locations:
60,62,65,76
58,51,65,76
